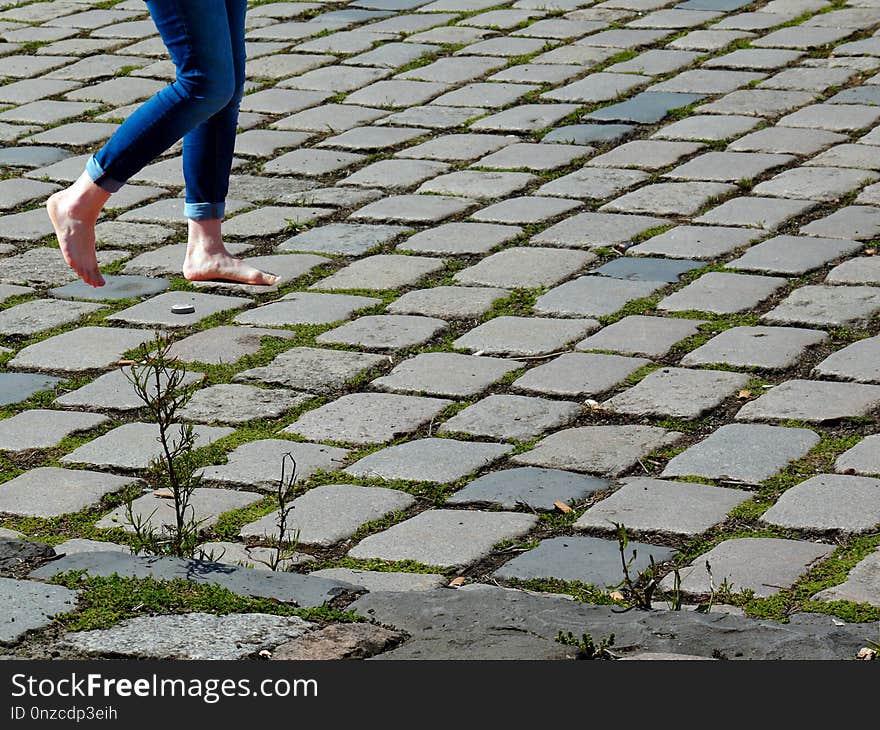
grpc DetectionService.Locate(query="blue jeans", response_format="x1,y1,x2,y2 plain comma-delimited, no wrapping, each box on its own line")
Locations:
86,0,246,221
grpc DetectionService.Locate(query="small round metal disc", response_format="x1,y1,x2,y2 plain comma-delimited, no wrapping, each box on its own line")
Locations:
171,304,195,315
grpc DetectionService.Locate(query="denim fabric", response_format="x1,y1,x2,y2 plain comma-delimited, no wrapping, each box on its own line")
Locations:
86,0,247,220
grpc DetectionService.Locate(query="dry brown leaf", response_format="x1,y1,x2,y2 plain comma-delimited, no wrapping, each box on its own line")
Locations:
737,389,752,399
609,591,625,601
553,501,572,514
153,489,174,499
448,577,466,588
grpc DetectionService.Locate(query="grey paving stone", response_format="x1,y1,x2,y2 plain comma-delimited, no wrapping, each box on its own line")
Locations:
807,144,880,170
263,148,366,176
727,235,862,274
682,326,827,370
221,207,331,238
531,212,668,249
0,577,78,645
758,66,856,93
387,285,507,319
350,194,476,223
762,285,880,327
761,474,880,533
342,159,450,189
577,315,706,357
0,373,62,407
316,314,446,350
10,327,156,373
0,283,32,304
695,196,817,230
651,114,761,141
108,291,251,329
0,247,127,285
606,366,749,419
455,36,550,58
736,379,880,423
575,477,750,536
372,352,520,398
0,177,59,211
493,535,676,587
53,367,203,412
417,170,536,199
377,104,484,129
588,140,704,170
814,336,880,384
398,222,521,255
660,538,834,598
49,275,169,302
512,425,683,476
801,206,880,240
585,91,706,123
96,487,262,533
284,392,450,445
537,168,649,200
238,88,332,116
542,123,634,145
698,89,817,117
658,272,787,314
535,276,665,318
512,352,649,398
778,103,880,132
470,196,581,225
180,384,311,425
167,326,297,366
433,81,537,108
195,542,314,572
447,466,608,510
438,394,581,441
476,142,594,172
61,613,313,660
272,103,388,133
343,79,451,108
453,316,598,356
318,125,429,151
62,423,233,471
727,127,846,155
0,467,138,518
752,167,879,202
345,437,512,483
0,298,104,337
0,409,108,452
453,247,592,289
30,552,356,607
395,133,516,162
649,69,765,94
197,439,350,491
348,509,536,567
662,424,820,483
665,151,794,182
826,256,880,285
607,48,702,75
308,568,446,593
235,292,380,328
627,225,758,259
280,223,410,255
601,182,736,216
703,48,804,70
813,548,880,607
234,347,386,394
240,484,415,546
397,56,506,84
542,72,649,103
54,539,128,557
470,103,581,133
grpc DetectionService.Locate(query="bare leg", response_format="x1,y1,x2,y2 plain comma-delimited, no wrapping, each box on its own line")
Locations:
182,218,279,286
46,171,110,288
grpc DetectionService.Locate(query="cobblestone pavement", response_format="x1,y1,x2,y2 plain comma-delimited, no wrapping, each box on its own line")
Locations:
1,0,880,660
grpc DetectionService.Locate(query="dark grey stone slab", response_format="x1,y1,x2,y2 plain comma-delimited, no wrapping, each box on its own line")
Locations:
30,552,360,607
49,275,169,302
494,536,676,587
585,92,705,123
542,123,634,146
736,380,880,423
446,467,609,510
592,257,701,283
0,537,55,576
681,326,827,370
0,576,78,645
0,373,62,406
350,584,878,659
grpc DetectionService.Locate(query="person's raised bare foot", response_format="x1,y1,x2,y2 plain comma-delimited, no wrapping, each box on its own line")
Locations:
46,174,109,288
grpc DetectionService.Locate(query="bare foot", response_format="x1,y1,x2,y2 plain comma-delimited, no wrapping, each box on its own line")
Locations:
46,188,106,288
183,246,279,286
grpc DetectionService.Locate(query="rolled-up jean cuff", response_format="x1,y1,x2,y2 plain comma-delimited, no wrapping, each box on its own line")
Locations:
184,201,225,220
85,155,124,193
